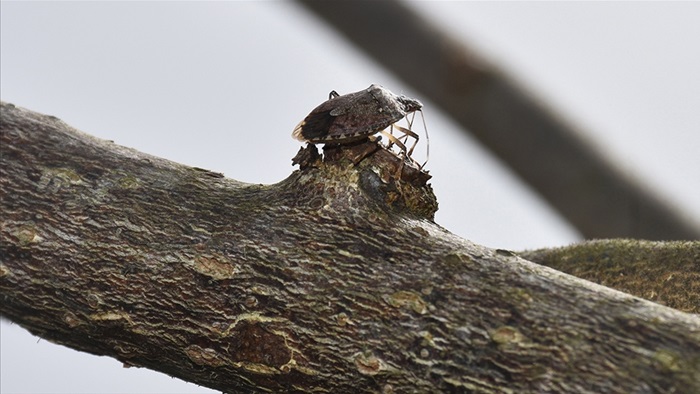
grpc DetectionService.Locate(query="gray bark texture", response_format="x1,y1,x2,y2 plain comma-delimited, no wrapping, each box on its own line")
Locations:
1,101,699,393
521,240,700,315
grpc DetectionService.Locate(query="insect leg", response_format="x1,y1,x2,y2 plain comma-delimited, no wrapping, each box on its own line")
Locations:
380,129,408,155
392,124,419,157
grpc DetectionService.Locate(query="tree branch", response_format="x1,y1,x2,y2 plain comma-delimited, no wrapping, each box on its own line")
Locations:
1,102,699,393
521,239,700,314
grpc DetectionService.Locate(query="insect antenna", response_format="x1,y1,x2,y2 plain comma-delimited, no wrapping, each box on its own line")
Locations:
418,110,429,169
403,112,416,145
407,111,416,129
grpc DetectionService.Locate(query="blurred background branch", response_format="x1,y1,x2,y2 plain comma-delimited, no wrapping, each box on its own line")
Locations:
297,0,700,240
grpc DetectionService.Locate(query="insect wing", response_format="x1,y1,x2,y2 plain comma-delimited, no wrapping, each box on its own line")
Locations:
292,108,335,142
293,84,414,143
325,92,402,141
327,89,369,117
292,90,365,142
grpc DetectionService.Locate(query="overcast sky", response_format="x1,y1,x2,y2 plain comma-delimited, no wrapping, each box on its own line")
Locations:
2,2,699,393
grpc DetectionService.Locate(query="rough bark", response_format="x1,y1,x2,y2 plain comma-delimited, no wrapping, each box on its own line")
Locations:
521,240,700,315
1,101,699,393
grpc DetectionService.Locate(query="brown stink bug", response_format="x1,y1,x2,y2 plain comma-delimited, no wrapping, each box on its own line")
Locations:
292,84,427,166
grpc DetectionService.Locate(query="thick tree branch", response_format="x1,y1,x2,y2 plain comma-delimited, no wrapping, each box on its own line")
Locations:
1,102,699,393
521,239,700,314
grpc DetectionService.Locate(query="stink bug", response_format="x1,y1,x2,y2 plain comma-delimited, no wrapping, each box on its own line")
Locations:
292,84,427,166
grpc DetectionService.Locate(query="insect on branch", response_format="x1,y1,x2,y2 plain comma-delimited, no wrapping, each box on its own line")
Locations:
292,84,429,169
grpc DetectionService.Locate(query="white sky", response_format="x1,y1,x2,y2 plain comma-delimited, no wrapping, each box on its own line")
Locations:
1,2,698,393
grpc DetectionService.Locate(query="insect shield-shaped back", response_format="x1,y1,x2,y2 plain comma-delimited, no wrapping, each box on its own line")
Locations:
292,84,423,144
